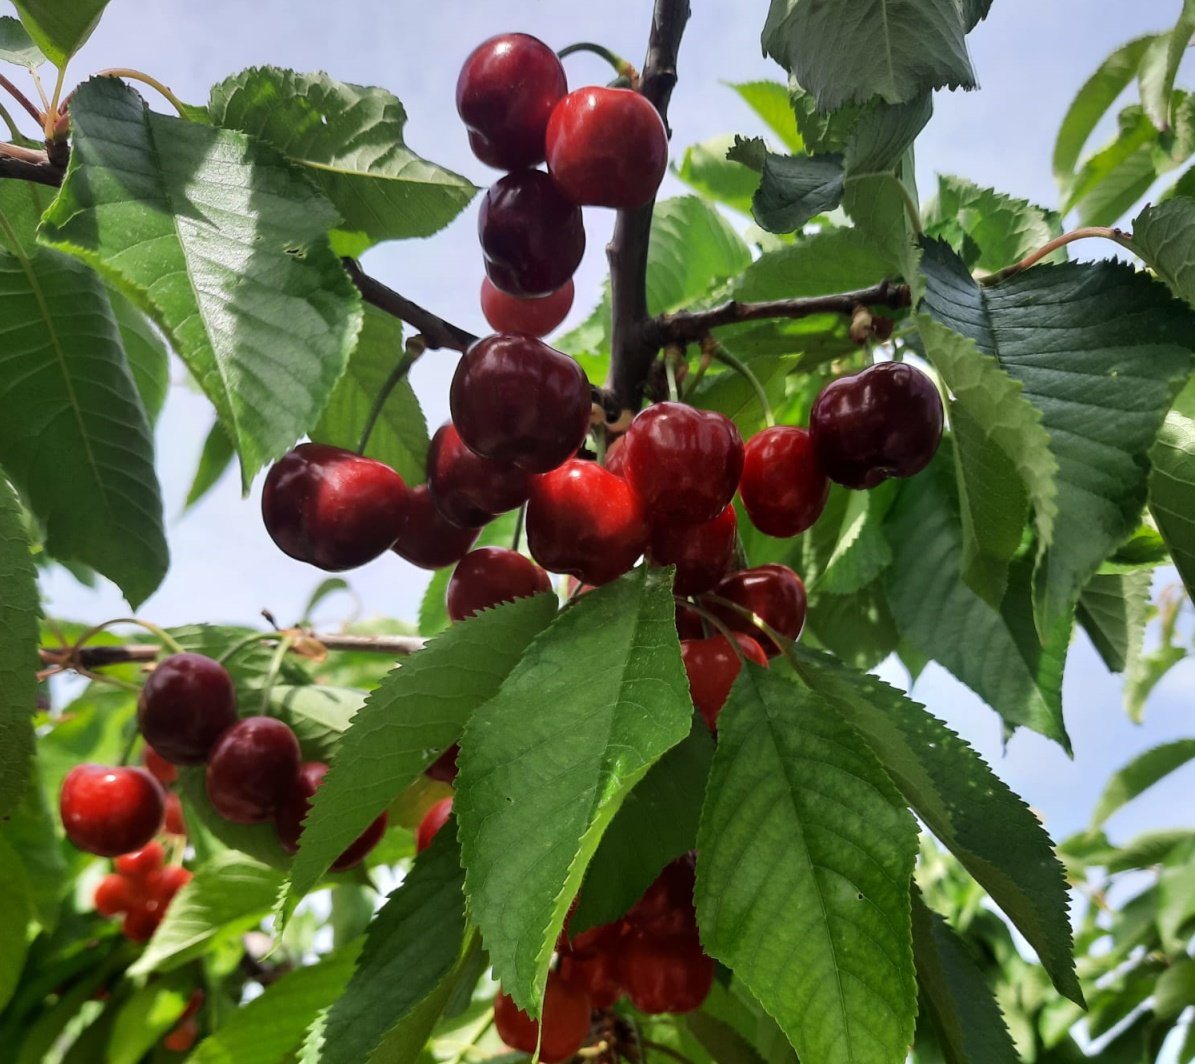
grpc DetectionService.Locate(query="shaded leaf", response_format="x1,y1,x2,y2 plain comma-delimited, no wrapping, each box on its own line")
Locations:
11,0,106,64
675,135,760,215
734,227,892,302
184,420,235,509
1090,740,1195,830
1150,378,1195,599
106,970,193,1064
0,17,41,67
1077,570,1151,675
1132,198,1195,308
0,480,37,818
107,287,169,424
0,833,32,1010
749,151,844,234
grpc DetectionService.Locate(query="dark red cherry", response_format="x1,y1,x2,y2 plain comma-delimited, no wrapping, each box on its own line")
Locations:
416,796,454,854
481,277,574,338
456,33,567,170
526,459,649,586
809,361,944,490
493,972,592,1063
650,504,737,596
705,564,807,656
675,603,705,640
424,744,460,784
392,485,481,570
446,547,552,621
427,422,532,529
262,444,408,571
60,765,165,857
622,403,744,525
740,426,830,537
559,922,626,1010
122,905,161,943
479,170,586,298
164,792,186,836
620,932,714,1015
137,653,238,766
205,717,301,824
450,334,591,473
681,634,769,731
275,762,387,871
546,87,669,209
627,853,698,939
141,745,177,785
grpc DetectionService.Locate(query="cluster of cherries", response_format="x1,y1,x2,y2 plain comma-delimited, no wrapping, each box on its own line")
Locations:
92,839,191,943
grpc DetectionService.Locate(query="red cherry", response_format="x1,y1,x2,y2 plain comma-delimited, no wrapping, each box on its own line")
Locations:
262,444,408,570
809,362,944,490
416,797,454,854
60,765,165,858
150,864,192,907
620,932,714,1015
451,335,591,473
493,972,592,1063
456,34,567,170
424,744,460,784
162,1014,199,1053
546,87,669,209
622,403,744,525
164,792,186,836
115,840,166,881
650,504,737,596
675,603,705,640
526,459,649,586
392,485,481,570
681,634,769,731
604,435,627,477
559,922,626,1010
705,564,807,656
141,744,178,786
205,717,301,824
447,547,553,622
627,853,699,939
427,422,532,529
137,653,238,766
121,904,160,943
481,277,574,338
740,426,830,537
479,170,585,298
94,874,134,917
274,762,388,870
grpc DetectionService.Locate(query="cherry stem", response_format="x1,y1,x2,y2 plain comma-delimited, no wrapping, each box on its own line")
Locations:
44,65,66,138
215,630,279,667
94,68,190,117
983,226,1137,284
710,344,774,427
664,350,680,402
511,503,527,553
557,42,637,81
341,258,478,353
0,102,21,141
356,336,425,454
258,634,294,714
680,597,756,664
0,72,43,125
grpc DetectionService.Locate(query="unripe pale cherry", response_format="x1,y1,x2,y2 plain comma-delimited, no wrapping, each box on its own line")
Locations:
480,277,574,338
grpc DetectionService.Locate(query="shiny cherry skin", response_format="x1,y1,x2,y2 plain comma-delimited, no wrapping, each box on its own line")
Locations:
275,762,388,870
810,361,944,490
627,853,699,939
205,717,301,824
451,335,590,473
137,652,238,765
481,277,574,338
479,170,586,298
262,444,408,571
456,34,567,170
705,564,807,656
740,426,830,537
416,797,454,854
94,874,135,917
392,485,481,570
526,459,650,586
427,422,532,529
650,503,737,596
620,932,714,1015
115,840,165,881
424,744,460,784
622,403,744,525
681,634,769,731
60,764,165,857
141,745,177,786
546,87,669,209
559,922,626,1010
447,547,552,621
493,972,592,1063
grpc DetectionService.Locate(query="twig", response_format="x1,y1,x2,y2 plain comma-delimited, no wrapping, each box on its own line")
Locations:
984,226,1136,284
342,258,477,352
0,151,60,186
94,68,190,118
0,72,42,125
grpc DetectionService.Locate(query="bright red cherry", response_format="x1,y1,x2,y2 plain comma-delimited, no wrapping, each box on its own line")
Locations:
650,504,737,596
392,485,481,570
622,403,744,525
262,444,408,571
809,361,944,490
740,426,830,537
705,564,807,656
681,634,769,731
137,653,238,766
456,33,567,170
122,905,160,943
115,840,165,881
546,87,669,209
416,797,454,854
94,874,135,916
447,547,553,621
275,762,388,870
424,744,460,784
493,972,592,1063
149,864,192,907
526,459,649,586
620,932,714,1015
60,765,165,857
205,717,301,824
141,745,177,786
559,922,626,1010
161,990,203,1053
164,792,186,836
481,277,574,338
427,422,532,529
451,334,591,473
604,435,627,477
479,170,586,298
627,853,699,939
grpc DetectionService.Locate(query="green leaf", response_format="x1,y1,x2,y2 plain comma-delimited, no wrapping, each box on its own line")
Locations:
0,17,42,67
675,135,758,215
1159,843,1195,949
1150,379,1195,598
1076,570,1151,675
40,78,363,487
0,480,36,818
0,833,32,1010
11,0,106,65
1156,957,1195,1018
209,67,476,250
1132,198,1195,308
734,228,892,302
457,567,692,1013
844,93,933,175
749,152,844,234
842,172,922,292
1064,107,1162,226
185,420,235,509
696,664,918,1064
106,969,193,1064
804,579,900,671
1139,1,1195,132
1090,740,1195,830
270,684,364,760
692,354,795,436
107,287,169,425
800,481,895,597
0,768,67,928
730,81,804,152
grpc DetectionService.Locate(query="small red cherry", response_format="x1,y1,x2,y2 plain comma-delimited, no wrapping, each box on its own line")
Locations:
740,426,830,537
115,840,166,881
94,874,134,917
138,652,238,766
604,435,627,477
493,972,592,1063
424,744,460,785
447,547,552,621
627,853,699,939
150,864,192,907
141,745,178,786
681,634,769,731
60,765,165,857
559,922,626,1010
481,277,574,338
705,564,807,656
620,932,714,1015
427,422,532,529
205,717,301,824
416,796,454,854
121,904,160,943
274,761,388,870
164,792,186,836
162,1014,199,1053
391,485,481,570
650,504,737,596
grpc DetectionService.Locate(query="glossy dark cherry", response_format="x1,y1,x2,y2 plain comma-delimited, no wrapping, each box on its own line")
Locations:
205,717,301,824
451,334,591,473
137,652,238,765
481,277,574,338
60,764,165,857
740,426,830,537
559,922,626,1010
675,602,705,640
622,403,744,525
809,361,944,490
456,33,567,170
478,170,586,298
416,796,454,854
627,853,698,939
427,422,532,529
493,972,592,1063
546,87,669,209
681,634,769,731
705,564,807,656
275,762,388,871
620,932,714,1015
446,547,552,621
650,503,737,596
261,444,408,571
526,459,650,586
424,743,460,784
392,485,481,570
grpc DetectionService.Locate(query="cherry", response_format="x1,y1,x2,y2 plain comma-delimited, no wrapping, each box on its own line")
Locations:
681,634,769,731
740,426,830,537
622,403,744,525
493,971,592,1063
275,762,388,870
391,485,481,570
60,765,165,857
675,603,705,640
627,853,698,939
150,864,192,907
650,503,737,596
424,744,460,784
481,277,574,338
205,717,301,824
447,547,552,621
122,906,161,943
262,443,408,570
559,922,626,1010
526,459,650,585
115,840,165,880
478,170,585,298
138,652,238,766
162,990,203,1052
164,792,186,836
546,87,669,209
416,796,454,854
142,745,177,786
604,435,627,477
456,33,567,170
705,564,807,656
620,932,714,1015
809,361,944,490
427,422,532,529
94,874,134,917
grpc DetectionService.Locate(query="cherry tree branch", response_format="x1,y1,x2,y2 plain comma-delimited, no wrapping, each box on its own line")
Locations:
341,258,477,352
0,150,63,186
